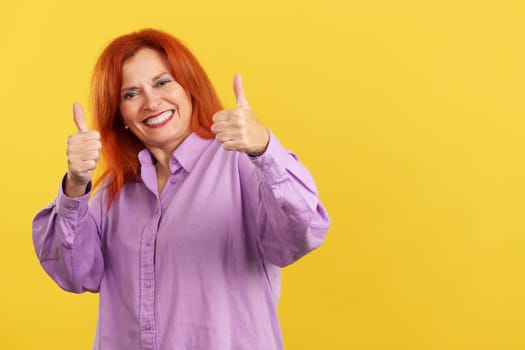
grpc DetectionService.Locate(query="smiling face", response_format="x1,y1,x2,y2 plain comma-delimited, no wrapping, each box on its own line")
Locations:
119,47,193,154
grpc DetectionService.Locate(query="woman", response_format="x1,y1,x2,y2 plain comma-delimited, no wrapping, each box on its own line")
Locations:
33,28,330,350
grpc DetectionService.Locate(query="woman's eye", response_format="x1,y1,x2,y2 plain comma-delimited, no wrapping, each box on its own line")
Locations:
123,91,137,100
155,78,171,87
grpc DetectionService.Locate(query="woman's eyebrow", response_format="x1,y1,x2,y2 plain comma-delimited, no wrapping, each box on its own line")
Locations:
121,72,170,92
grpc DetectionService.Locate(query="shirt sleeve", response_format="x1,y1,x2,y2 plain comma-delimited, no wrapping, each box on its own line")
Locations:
240,131,331,267
32,175,104,293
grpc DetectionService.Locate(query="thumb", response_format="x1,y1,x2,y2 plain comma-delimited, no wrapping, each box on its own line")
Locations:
233,73,250,109
73,102,88,133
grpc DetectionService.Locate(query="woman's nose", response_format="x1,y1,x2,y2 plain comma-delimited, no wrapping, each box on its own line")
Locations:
143,91,161,112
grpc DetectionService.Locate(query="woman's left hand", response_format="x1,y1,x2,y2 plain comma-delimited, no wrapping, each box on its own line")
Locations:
211,74,270,157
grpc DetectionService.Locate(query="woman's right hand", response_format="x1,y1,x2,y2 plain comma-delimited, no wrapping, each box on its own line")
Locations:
65,103,101,197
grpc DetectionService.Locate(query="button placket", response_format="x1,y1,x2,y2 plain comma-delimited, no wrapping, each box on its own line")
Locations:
139,204,160,350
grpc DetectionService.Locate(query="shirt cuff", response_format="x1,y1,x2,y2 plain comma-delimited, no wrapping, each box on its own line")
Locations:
56,174,92,220
249,131,293,185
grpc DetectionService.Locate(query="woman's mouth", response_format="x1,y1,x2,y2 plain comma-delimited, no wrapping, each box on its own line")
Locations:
143,110,174,128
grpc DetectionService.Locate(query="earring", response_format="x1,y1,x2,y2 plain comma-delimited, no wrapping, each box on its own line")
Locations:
124,125,129,129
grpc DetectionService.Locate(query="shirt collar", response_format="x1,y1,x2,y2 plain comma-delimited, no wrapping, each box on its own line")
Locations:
137,132,213,174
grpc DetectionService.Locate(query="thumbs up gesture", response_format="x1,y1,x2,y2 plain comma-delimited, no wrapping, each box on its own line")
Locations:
211,74,270,156
65,103,101,197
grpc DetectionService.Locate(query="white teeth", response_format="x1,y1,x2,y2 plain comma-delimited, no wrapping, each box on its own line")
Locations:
144,110,174,126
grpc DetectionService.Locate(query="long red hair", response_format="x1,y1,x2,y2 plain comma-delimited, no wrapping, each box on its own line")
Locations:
91,29,222,205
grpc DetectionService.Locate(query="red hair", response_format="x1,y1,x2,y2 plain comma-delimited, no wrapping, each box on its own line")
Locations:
91,28,222,205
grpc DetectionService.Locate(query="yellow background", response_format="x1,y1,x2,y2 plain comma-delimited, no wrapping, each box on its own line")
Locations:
2,0,525,349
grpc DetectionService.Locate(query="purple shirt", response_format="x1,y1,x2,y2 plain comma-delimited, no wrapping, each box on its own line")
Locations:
33,132,330,350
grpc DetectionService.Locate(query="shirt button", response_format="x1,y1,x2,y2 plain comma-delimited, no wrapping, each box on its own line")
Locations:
146,241,152,246
170,177,177,184
262,164,270,171
143,323,152,330
145,281,151,288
